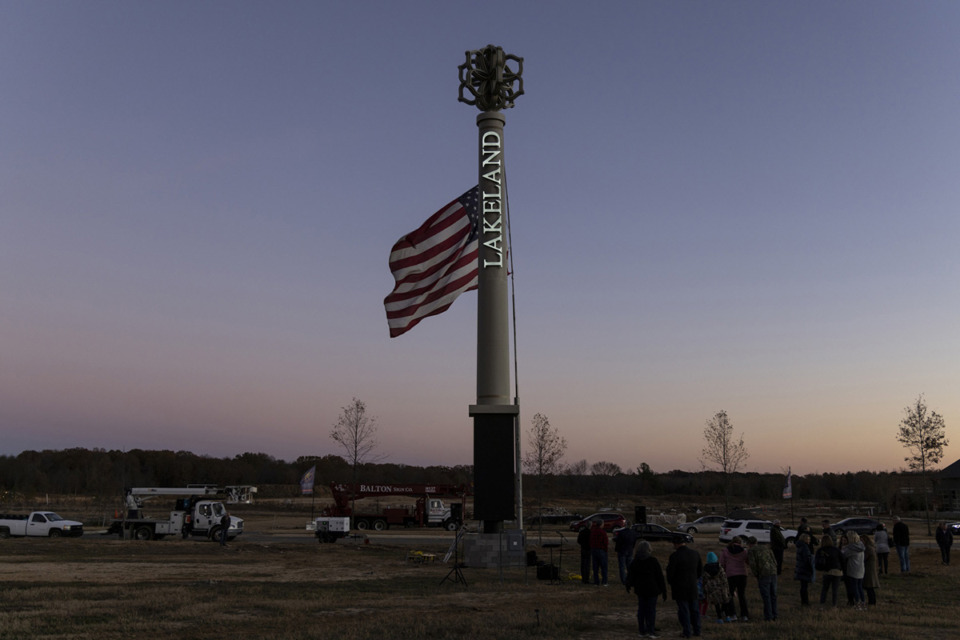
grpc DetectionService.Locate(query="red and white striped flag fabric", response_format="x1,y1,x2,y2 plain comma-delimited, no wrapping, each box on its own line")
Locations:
384,187,479,338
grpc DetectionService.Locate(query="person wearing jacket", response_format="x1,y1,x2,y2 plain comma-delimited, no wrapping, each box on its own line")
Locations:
666,539,703,639
702,551,734,623
577,525,592,584
746,536,778,622
815,534,844,606
892,516,910,572
589,519,609,586
615,524,639,585
842,531,866,609
874,523,890,575
626,539,667,638
770,521,787,575
936,521,954,566
794,533,815,607
720,536,750,621
862,534,880,606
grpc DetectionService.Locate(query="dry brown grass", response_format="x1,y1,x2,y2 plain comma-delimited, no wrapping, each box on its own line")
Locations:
2,528,958,640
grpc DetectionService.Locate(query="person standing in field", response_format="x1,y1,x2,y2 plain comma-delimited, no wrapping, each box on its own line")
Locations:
720,535,750,621
874,523,890,575
794,533,815,607
842,531,866,609
892,516,910,572
577,524,592,584
770,520,786,575
589,519,609,587
667,538,703,639
219,511,230,546
615,524,638,585
936,521,953,566
862,534,880,606
821,519,836,544
626,539,667,638
746,536,778,622
815,533,843,607
702,551,733,623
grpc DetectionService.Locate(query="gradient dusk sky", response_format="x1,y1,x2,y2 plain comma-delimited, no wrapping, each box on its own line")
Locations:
3,1,958,476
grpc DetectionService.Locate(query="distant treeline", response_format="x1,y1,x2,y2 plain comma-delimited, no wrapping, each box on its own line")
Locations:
0,448,930,510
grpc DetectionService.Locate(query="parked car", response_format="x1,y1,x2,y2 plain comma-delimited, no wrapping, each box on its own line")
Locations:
948,522,960,536
676,515,726,534
829,517,882,537
632,522,694,544
719,519,797,545
569,512,627,532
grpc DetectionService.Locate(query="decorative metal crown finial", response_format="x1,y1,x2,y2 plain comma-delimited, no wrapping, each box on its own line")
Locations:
458,45,524,111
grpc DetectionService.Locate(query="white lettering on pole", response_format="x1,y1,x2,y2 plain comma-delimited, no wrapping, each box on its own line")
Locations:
480,131,504,268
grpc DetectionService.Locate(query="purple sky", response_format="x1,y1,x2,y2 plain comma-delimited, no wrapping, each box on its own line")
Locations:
3,1,958,476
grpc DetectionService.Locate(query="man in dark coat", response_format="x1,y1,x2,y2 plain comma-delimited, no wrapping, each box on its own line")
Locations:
936,521,953,565
666,539,702,638
770,520,786,575
219,512,230,546
577,525,592,584
614,524,638,585
892,516,910,572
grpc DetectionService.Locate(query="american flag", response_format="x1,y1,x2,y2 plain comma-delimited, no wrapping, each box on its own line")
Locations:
384,187,479,338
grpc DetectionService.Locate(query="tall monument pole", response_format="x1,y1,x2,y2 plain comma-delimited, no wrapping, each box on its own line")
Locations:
458,45,523,534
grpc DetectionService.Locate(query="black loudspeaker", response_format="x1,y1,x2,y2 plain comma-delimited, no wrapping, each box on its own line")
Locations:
450,502,463,524
473,413,516,522
635,506,647,525
526,550,539,567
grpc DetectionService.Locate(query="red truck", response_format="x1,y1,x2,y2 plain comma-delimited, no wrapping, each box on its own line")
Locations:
318,482,470,532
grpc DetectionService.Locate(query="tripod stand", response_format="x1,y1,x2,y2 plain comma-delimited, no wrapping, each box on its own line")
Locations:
440,525,468,587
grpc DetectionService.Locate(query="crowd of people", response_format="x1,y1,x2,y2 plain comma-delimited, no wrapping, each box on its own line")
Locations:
572,514,952,639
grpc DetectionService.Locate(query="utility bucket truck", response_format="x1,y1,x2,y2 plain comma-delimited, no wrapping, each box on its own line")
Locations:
311,482,470,542
106,486,255,541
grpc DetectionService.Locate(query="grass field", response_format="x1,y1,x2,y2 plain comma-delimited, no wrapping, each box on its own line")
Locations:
1,526,957,640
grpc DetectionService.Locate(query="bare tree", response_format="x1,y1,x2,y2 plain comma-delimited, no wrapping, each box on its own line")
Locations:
897,394,949,535
700,410,749,511
564,459,588,476
590,461,622,476
522,413,567,541
330,397,381,526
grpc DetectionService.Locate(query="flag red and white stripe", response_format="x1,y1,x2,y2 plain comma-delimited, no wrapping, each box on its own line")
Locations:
384,187,479,338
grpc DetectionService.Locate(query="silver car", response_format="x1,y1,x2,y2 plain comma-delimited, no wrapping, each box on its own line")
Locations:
676,515,726,534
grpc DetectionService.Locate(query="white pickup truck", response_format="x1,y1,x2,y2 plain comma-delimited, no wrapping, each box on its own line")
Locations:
0,511,84,538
